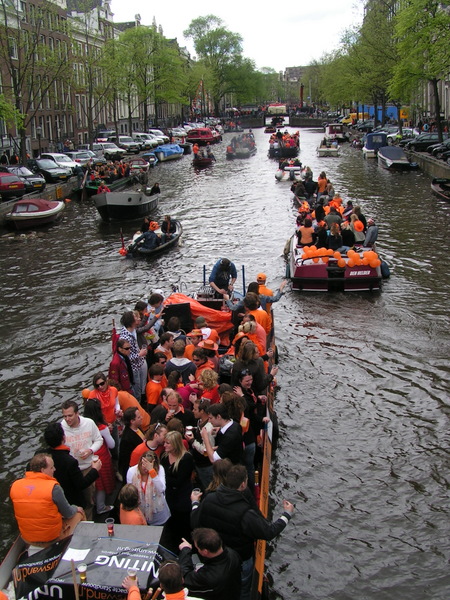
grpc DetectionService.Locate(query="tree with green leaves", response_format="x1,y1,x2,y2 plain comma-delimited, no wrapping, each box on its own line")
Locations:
184,15,246,114
389,0,450,138
0,0,71,160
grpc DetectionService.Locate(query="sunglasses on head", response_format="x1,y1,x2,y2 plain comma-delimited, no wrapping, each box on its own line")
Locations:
94,381,106,388
240,369,251,376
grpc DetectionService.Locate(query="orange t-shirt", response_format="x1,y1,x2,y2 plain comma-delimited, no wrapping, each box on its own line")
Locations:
145,379,164,405
117,390,150,432
120,507,147,525
249,309,271,335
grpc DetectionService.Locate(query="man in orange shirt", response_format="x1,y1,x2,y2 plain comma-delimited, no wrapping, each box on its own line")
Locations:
243,293,271,336
185,329,203,360
129,422,168,465
195,316,220,343
256,273,273,314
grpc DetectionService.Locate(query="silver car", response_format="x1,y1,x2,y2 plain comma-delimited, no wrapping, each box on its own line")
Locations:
40,152,78,173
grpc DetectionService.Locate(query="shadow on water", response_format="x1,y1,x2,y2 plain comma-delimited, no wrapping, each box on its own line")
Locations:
1,127,450,599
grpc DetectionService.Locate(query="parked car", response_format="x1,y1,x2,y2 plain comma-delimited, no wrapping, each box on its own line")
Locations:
64,150,105,167
0,171,26,199
170,127,188,138
385,127,417,144
146,133,166,146
442,149,450,164
403,132,449,152
148,129,170,144
40,153,78,174
2,165,46,193
27,158,72,182
92,142,125,161
428,138,450,159
106,135,140,154
131,133,158,150
356,120,375,132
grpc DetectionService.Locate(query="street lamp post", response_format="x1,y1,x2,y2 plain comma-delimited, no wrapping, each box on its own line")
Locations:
36,125,42,156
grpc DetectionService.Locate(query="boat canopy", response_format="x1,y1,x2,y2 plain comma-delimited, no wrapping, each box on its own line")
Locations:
378,146,407,160
365,133,388,150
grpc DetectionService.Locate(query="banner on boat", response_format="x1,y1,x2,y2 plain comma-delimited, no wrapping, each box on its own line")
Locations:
12,523,174,600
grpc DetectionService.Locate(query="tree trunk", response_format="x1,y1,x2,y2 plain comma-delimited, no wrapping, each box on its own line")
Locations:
431,78,442,141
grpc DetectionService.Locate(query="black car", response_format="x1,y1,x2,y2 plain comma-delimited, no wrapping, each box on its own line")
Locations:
357,120,375,132
403,132,449,152
27,158,72,183
429,138,450,159
4,165,46,192
441,149,450,164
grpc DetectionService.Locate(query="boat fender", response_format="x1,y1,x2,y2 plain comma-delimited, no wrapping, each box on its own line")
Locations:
381,260,390,279
289,169,296,181
285,263,291,279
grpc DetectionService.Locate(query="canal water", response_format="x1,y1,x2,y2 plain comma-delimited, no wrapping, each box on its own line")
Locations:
0,127,449,599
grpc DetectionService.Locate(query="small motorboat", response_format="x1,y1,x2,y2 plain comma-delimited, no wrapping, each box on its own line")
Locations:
5,198,65,230
324,123,347,143
286,236,383,292
94,188,159,221
226,134,257,159
430,178,450,201
275,165,304,182
362,133,388,159
264,126,276,133
377,146,419,170
126,220,183,258
317,142,340,157
152,143,184,162
140,151,159,166
192,155,215,167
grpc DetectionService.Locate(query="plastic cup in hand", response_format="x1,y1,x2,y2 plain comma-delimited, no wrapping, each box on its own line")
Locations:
77,563,87,583
127,567,137,581
192,488,201,494
106,517,114,537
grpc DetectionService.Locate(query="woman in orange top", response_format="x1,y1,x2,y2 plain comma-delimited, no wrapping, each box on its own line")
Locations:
296,217,316,246
119,484,146,525
198,368,220,404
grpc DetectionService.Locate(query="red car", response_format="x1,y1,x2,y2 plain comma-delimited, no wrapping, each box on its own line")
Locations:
0,171,26,199
186,127,222,146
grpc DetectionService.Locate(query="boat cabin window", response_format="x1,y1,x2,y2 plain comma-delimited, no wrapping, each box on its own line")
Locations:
16,203,39,213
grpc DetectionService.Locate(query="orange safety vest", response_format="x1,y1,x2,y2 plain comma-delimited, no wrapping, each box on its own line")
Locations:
10,472,62,542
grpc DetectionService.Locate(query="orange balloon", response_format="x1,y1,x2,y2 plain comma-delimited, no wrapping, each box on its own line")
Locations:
353,254,361,265
327,248,334,256
310,245,317,252
369,259,378,268
333,251,341,259
337,258,346,267
313,257,320,263
374,259,381,267
362,257,370,265
347,249,356,257
347,259,355,267
363,251,370,259
322,256,329,263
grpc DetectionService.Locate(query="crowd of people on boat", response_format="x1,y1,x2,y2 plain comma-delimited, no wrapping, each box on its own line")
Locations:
8,268,293,600
268,129,300,150
291,169,379,252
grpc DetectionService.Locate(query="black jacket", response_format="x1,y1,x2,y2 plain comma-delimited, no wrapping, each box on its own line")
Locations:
179,546,241,600
191,484,291,560
44,446,99,507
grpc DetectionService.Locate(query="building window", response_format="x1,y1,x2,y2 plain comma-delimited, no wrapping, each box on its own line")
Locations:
9,38,18,59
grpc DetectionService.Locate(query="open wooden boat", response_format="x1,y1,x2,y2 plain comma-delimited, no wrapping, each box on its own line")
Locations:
126,220,183,258
317,143,340,157
192,155,215,167
430,178,450,201
5,198,65,230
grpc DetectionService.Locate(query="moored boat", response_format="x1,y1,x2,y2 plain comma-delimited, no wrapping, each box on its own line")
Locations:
362,133,388,159
186,127,222,146
287,236,383,292
94,188,159,221
125,220,183,258
5,198,65,230
153,144,184,162
324,123,347,143
377,146,419,170
430,177,450,201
